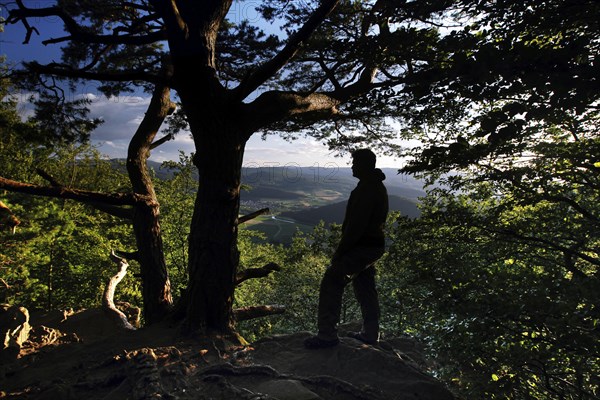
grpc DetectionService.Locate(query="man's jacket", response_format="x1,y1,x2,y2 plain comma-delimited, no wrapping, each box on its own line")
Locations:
336,168,389,256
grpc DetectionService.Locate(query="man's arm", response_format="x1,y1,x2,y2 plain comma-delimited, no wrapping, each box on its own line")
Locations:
333,187,373,258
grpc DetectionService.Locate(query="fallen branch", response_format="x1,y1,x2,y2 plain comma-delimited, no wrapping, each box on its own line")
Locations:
103,251,136,331
235,262,282,285
238,208,269,224
233,305,286,322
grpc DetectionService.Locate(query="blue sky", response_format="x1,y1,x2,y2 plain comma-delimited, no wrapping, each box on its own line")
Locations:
1,2,407,168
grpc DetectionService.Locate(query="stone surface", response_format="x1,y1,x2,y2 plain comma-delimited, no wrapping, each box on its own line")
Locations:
255,379,322,400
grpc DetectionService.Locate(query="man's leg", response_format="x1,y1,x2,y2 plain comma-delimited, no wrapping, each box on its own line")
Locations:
352,265,380,343
316,247,384,341
316,261,347,341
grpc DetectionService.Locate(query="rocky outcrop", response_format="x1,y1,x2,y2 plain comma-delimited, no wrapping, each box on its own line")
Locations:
0,309,454,400
229,331,455,400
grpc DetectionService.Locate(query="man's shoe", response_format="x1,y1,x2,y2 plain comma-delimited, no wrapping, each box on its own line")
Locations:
347,331,378,345
303,335,340,349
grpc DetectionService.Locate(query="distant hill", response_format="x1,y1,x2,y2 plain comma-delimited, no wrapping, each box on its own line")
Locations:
240,167,426,203
143,160,429,206
279,194,420,225
241,186,307,201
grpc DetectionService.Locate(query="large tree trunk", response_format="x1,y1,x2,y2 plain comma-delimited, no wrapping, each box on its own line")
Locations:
183,125,246,334
160,1,244,333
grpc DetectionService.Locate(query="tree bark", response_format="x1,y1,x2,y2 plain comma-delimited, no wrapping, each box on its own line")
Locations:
126,82,175,324
183,127,246,334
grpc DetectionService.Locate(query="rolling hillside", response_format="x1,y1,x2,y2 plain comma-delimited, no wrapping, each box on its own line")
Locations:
279,195,420,225
240,166,426,202
145,160,427,203
130,161,427,244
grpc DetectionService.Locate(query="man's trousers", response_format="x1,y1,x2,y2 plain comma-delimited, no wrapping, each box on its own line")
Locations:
316,246,384,342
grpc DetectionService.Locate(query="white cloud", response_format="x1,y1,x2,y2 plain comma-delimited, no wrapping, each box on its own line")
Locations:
88,95,151,142
83,94,407,167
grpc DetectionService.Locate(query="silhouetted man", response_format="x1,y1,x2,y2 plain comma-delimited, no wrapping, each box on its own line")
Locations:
305,149,388,348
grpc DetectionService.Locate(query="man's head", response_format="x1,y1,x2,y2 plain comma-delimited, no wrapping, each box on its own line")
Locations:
351,149,376,179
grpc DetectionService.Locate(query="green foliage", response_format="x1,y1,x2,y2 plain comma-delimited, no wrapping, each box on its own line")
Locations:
401,0,600,175
235,222,342,341
0,102,137,309
27,92,103,145
155,152,197,298
383,131,600,398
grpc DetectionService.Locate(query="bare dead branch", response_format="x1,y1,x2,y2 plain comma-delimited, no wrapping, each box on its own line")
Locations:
235,262,282,286
238,208,270,225
233,305,286,322
104,251,137,330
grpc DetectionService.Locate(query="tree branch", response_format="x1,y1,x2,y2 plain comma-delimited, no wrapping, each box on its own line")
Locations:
115,250,141,262
238,208,270,225
34,168,134,220
26,61,165,86
243,90,341,134
0,201,21,234
0,176,149,207
233,305,286,322
127,81,175,196
148,0,189,43
35,168,62,187
483,225,599,274
232,0,341,102
235,262,282,286
7,2,166,46
541,193,600,224
150,133,175,150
